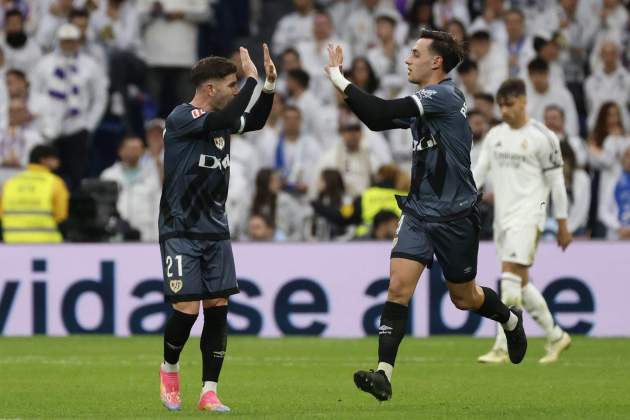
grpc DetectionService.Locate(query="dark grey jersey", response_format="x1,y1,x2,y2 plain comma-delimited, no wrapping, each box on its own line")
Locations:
398,79,478,220
158,104,234,241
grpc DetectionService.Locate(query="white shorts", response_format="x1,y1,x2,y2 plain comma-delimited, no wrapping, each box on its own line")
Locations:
494,225,541,266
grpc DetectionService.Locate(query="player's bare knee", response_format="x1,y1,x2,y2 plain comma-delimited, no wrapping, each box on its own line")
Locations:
387,275,413,304
203,297,228,308
173,300,200,315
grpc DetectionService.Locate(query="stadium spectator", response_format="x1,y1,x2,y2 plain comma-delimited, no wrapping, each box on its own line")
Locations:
140,0,210,118
366,7,407,99
544,104,587,168
31,23,108,191
35,0,74,51
456,58,481,108
359,209,399,240
533,33,565,87
526,58,579,137
468,30,508,95
140,118,164,183
345,1,405,58
256,93,285,154
468,109,490,168
69,8,107,68
347,57,382,96
473,92,500,126
0,97,43,185
271,0,315,56
307,168,353,240
404,0,437,44
90,0,142,55
599,145,630,240
258,105,320,196
247,213,283,241
432,0,470,29
226,132,261,235
469,0,507,45
0,144,68,243
444,18,467,44
296,10,349,105
0,8,41,77
275,47,302,98
584,40,630,130
560,142,591,236
503,9,535,78
244,168,305,241
285,68,322,141
100,136,160,242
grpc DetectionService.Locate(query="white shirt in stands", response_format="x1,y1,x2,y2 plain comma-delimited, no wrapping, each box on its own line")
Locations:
473,118,568,231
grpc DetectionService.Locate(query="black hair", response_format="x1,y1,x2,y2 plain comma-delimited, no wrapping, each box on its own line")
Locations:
29,145,58,164
190,56,237,87
6,68,26,80
473,92,495,104
69,8,89,20
544,104,565,119
349,57,380,94
4,9,24,21
419,29,464,73
527,57,549,74
457,58,478,74
496,78,526,101
287,68,310,89
470,30,491,42
372,210,399,229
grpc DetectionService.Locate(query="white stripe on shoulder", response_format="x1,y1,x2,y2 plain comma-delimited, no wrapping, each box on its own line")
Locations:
411,94,424,116
237,115,246,134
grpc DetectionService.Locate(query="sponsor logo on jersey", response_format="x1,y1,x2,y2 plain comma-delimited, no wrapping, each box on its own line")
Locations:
169,279,183,293
198,154,230,170
191,108,206,119
214,136,225,150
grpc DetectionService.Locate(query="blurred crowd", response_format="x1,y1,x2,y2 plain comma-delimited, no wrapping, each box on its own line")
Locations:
1,0,630,243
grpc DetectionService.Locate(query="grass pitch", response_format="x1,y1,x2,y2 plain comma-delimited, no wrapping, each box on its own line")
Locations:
0,336,628,419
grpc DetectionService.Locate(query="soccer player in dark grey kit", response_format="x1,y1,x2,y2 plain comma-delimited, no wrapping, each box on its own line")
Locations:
158,44,276,412
324,31,527,401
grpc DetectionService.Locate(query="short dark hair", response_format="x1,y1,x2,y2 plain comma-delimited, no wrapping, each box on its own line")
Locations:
504,8,525,21
29,145,58,164
473,92,494,104
467,109,484,119
470,30,491,42
287,68,310,89
6,68,26,80
373,210,399,229
69,8,90,20
527,57,549,74
419,29,464,73
457,58,478,74
5,9,24,21
496,78,526,101
544,104,565,119
190,56,237,87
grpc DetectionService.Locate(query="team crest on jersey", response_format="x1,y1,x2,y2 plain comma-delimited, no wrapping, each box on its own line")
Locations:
191,108,206,119
521,138,528,150
214,136,225,150
418,89,437,100
169,279,183,293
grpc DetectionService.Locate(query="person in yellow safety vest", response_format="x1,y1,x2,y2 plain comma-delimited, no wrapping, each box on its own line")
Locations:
310,164,410,237
0,145,69,243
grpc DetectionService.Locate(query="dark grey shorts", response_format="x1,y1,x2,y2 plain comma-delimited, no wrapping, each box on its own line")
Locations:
391,207,480,283
160,238,239,303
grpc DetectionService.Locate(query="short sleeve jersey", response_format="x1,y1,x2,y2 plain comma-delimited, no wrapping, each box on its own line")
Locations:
398,78,478,220
158,104,235,241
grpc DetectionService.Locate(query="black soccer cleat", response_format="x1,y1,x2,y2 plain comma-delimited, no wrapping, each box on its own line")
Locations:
353,369,392,401
504,306,527,364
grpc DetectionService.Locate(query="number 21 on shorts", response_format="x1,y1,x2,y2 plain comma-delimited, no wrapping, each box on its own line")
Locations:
165,255,183,278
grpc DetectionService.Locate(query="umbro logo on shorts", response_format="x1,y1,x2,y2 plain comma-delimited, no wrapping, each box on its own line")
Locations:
379,325,393,335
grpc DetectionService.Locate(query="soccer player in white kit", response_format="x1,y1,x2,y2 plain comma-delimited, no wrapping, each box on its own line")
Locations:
473,79,573,364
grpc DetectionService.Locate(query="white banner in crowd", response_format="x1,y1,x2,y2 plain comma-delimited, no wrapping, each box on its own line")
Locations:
1,242,628,337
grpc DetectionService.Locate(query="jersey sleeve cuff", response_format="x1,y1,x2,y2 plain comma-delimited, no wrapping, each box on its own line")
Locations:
411,94,424,116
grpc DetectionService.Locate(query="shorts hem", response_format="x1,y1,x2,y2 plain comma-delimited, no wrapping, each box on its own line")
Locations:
390,252,433,267
442,272,477,284
165,287,240,303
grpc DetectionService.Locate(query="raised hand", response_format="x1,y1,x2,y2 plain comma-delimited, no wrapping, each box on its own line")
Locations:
240,47,258,80
262,43,277,83
324,43,344,76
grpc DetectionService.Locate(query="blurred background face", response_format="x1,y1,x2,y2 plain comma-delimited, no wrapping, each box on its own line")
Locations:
498,95,527,126
606,104,621,129
469,39,489,59
468,113,489,140
41,155,61,171
560,0,577,12
146,127,164,154
374,218,398,240
8,98,29,126
248,215,274,241
539,41,560,62
600,42,619,71
119,138,145,166
475,98,494,120
281,51,301,73
282,108,302,137
293,0,313,13
340,126,362,151
544,108,565,133
5,14,24,34
313,14,332,40
6,73,27,98
504,12,524,41
269,172,282,193
623,148,630,172
59,39,80,56
529,71,549,93
351,59,371,86
486,0,504,14
460,69,478,90
375,18,395,42
446,21,465,43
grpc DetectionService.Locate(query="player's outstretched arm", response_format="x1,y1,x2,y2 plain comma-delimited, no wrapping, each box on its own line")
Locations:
239,43,277,133
324,44,418,131
204,47,258,132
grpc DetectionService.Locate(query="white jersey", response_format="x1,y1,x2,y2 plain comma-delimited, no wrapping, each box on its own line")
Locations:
473,119,565,231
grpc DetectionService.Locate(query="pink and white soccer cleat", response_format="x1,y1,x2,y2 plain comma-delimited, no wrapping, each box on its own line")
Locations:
198,390,230,413
159,366,181,411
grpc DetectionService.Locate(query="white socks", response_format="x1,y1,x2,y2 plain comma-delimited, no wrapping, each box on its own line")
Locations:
162,361,179,372
377,362,393,382
522,282,563,342
500,272,523,307
202,381,218,394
